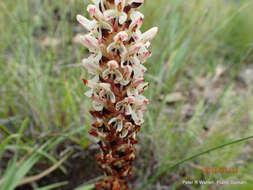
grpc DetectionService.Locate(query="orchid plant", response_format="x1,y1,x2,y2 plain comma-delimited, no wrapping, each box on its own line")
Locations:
76,0,158,189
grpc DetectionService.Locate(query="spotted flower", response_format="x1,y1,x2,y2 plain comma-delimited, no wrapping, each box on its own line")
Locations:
108,115,124,132
83,78,116,111
107,31,128,57
102,60,123,83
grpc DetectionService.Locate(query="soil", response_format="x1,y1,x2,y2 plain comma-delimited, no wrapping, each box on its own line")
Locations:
16,147,102,190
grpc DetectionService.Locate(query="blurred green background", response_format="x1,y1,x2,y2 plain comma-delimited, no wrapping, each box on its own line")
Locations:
0,0,253,189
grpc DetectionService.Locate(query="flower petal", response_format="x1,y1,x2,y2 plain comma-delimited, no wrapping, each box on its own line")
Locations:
120,129,128,138
114,31,128,42
94,51,103,62
119,12,127,25
115,70,123,82
128,43,142,55
80,34,99,50
124,65,133,78
82,57,100,75
100,21,113,32
84,79,97,88
92,0,105,12
100,83,111,91
107,42,116,53
129,11,144,31
109,117,118,125
137,82,149,94
120,44,127,57
130,55,140,65
132,110,144,125
93,101,104,111
139,64,147,73
108,91,116,103
104,10,117,20
125,104,133,115
85,89,93,97
117,120,123,132
76,14,96,32
141,27,158,42
115,0,126,11
87,4,104,21
102,69,110,80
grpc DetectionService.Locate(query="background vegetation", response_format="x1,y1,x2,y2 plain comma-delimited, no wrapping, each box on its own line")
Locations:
0,0,253,189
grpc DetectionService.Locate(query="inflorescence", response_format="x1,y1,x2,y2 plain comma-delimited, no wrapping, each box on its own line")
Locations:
77,0,158,189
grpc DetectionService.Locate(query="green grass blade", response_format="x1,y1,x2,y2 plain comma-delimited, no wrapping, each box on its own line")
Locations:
34,181,68,190
139,135,253,189
0,134,19,160
75,184,95,190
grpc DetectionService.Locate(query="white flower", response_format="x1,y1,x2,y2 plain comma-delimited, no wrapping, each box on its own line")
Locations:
77,14,110,41
127,78,148,96
87,4,104,21
107,31,128,56
130,95,148,125
120,47,147,79
80,33,99,49
120,65,133,86
83,78,116,111
76,14,97,32
137,43,152,63
80,34,103,61
129,11,144,32
108,115,124,132
87,4,113,32
140,27,159,43
92,0,106,12
121,43,141,67
98,83,116,103
102,60,123,83
116,95,148,125
116,96,135,113
82,56,101,75
104,0,127,25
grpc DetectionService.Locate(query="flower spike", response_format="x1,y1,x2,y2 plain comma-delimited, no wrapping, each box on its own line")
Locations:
77,0,158,189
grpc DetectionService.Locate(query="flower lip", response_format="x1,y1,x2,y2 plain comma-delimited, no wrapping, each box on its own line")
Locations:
126,96,135,104
115,31,128,42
